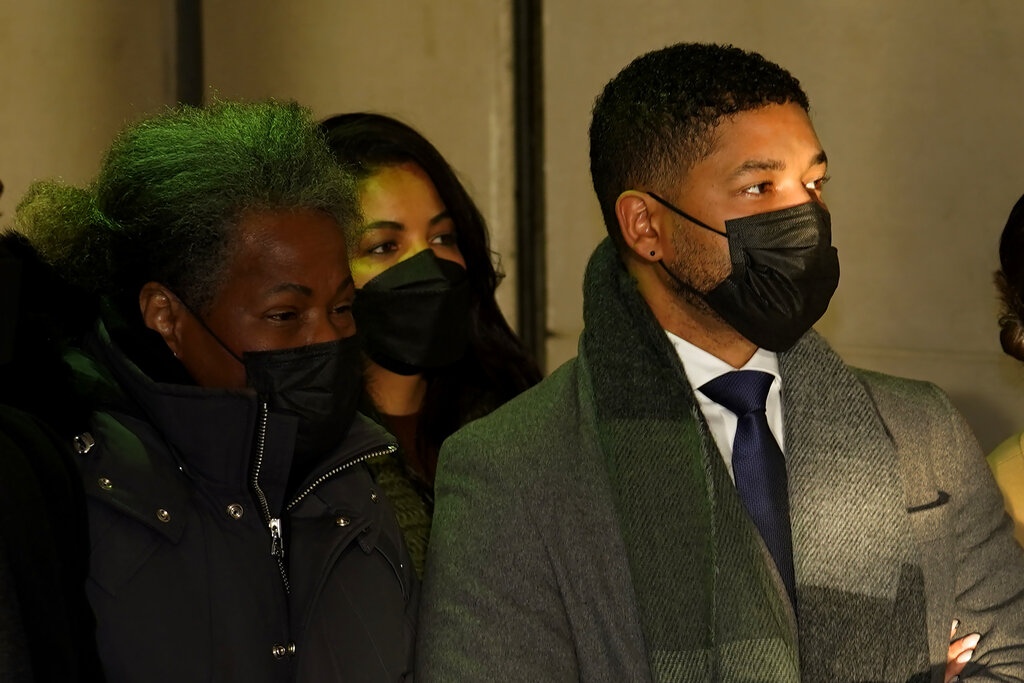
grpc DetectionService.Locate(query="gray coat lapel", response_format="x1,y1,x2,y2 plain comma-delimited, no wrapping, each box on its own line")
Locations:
780,331,928,680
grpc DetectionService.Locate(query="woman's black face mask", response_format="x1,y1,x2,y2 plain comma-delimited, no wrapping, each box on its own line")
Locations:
242,337,363,460
649,192,840,352
178,301,363,461
352,249,471,375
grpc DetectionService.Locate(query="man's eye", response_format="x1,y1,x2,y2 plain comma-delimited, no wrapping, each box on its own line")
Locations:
742,182,773,196
331,304,352,316
266,311,297,322
805,175,831,191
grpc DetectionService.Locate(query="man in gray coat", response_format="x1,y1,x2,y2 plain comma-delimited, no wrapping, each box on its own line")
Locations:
417,43,1024,682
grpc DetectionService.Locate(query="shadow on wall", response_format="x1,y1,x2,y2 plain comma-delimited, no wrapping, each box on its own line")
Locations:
947,389,1023,455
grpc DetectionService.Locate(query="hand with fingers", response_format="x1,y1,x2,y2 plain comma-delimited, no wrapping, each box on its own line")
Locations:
946,619,981,683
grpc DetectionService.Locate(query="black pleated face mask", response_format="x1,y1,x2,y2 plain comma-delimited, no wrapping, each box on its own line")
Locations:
352,249,471,375
178,301,363,461
242,337,363,460
649,192,840,352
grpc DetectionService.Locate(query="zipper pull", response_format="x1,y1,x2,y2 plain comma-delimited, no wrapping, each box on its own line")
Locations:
269,518,284,558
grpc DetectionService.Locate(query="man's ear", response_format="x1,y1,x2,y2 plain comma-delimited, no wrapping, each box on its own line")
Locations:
139,282,185,359
615,190,662,262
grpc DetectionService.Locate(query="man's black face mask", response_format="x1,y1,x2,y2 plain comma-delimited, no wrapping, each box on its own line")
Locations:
648,192,840,352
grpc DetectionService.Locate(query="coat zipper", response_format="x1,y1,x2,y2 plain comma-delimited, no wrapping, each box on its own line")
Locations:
251,400,398,592
285,444,397,512
251,402,291,593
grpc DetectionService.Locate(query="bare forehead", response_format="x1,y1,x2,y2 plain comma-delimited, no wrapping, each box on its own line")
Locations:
708,104,822,164
229,209,344,262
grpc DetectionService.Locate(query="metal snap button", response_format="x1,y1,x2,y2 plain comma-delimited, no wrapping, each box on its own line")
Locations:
335,517,350,527
370,491,379,503
73,433,96,454
98,477,113,490
271,642,296,659
226,503,244,520
156,509,171,523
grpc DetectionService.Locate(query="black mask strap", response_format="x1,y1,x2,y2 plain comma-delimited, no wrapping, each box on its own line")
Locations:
647,191,727,237
166,288,245,365
644,192,724,298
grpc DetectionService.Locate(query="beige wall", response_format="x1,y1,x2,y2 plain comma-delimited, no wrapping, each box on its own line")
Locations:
1,1,516,318
202,0,518,322
4,1,1023,449
0,1,175,219
543,0,1024,450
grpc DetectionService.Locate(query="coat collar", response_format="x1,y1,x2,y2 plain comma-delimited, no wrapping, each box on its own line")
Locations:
73,318,394,515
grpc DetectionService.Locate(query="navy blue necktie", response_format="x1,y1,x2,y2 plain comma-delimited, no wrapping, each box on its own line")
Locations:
699,370,796,608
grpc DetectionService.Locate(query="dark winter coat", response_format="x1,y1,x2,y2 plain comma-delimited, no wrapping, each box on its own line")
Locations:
0,406,103,683
68,321,417,682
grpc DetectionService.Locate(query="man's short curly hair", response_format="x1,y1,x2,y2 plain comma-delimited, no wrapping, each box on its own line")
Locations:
589,42,809,248
16,100,358,315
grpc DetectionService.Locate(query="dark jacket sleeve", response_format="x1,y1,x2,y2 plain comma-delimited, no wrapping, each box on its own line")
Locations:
933,386,1024,680
416,422,579,681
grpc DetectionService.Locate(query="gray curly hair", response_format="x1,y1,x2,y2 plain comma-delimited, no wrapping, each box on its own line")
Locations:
15,100,358,315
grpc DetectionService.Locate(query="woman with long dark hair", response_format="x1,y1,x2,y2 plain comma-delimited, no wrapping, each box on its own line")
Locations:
990,192,1024,546
322,113,541,574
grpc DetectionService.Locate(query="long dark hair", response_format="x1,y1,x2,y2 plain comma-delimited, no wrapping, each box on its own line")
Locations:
321,113,541,483
997,193,1024,360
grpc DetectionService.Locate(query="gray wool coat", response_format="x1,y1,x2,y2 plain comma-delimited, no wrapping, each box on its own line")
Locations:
417,243,1024,682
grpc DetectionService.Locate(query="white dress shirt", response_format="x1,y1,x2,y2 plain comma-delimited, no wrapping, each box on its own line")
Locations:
665,330,785,482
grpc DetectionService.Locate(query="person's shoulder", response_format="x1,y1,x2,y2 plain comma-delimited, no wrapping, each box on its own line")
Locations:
850,367,954,419
442,358,586,463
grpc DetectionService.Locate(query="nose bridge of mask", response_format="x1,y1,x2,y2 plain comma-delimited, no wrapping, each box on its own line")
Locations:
723,201,831,251
361,248,464,291
243,337,356,398
722,202,831,276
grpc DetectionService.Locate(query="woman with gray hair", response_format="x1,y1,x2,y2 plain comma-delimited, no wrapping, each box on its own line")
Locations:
14,100,415,682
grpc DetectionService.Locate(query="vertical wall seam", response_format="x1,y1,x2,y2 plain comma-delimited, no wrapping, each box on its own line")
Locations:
513,0,547,371
175,0,204,106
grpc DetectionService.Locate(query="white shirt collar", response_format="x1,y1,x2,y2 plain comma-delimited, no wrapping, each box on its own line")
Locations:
664,329,786,479
664,329,780,386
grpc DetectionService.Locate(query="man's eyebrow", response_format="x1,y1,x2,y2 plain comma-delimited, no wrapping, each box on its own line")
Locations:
730,158,785,177
429,210,452,226
729,150,827,177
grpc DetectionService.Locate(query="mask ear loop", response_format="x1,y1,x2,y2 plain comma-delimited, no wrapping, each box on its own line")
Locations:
646,191,727,237
164,288,245,365
643,193,724,299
